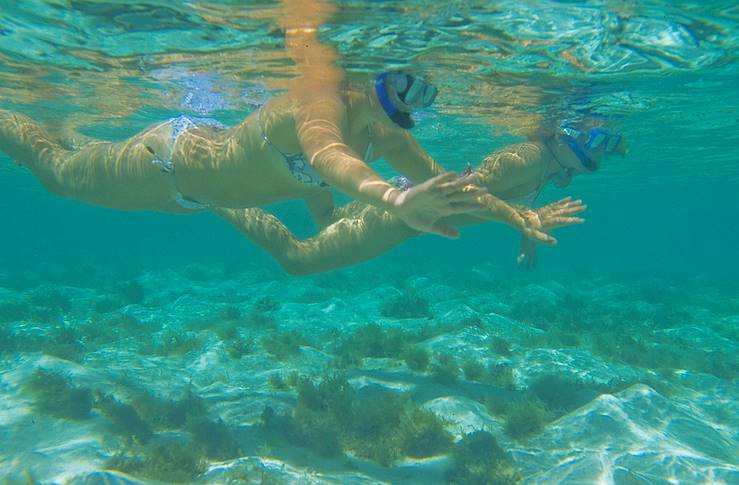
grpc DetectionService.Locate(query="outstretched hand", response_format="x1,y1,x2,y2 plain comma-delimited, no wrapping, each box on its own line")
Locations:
393,172,486,238
517,197,587,268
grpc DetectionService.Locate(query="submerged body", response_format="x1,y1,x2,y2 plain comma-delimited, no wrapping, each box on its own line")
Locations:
218,139,594,275
1,87,411,212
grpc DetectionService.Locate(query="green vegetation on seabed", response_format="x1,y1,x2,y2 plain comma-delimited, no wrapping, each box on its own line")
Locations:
261,330,313,361
6,275,738,483
24,368,94,420
258,374,454,466
329,321,472,372
432,352,460,386
105,384,241,477
508,281,739,380
446,431,520,485
380,287,433,319
22,368,240,483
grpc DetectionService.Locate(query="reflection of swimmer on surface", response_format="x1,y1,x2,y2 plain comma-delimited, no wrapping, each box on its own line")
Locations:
217,117,626,274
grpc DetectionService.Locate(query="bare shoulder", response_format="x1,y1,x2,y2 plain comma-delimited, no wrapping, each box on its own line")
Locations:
477,142,544,187
482,142,543,169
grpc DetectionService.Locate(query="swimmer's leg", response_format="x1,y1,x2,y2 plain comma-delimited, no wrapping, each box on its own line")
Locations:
0,110,66,169
0,110,174,210
214,205,416,276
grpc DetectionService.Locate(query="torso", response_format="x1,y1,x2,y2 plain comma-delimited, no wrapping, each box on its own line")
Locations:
479,142,557,204
169,89,378,209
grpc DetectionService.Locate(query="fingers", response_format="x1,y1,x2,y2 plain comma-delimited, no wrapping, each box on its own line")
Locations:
545,197,582,210
525,229,557,246
445,187,487,204
540,216,585,230
560,199,586,212
540,200,587,219
542,216,585,229
547,206,586,218
449,201,488,213
563,203,587,216
426,171,458,190
437,175,474,194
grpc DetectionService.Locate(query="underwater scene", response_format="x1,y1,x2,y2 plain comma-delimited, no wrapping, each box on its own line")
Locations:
0,1,737,484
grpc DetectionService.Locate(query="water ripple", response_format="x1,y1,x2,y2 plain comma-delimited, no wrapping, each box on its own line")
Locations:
0,0,737,185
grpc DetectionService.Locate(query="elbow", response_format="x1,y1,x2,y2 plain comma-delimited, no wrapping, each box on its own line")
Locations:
279,248,316,277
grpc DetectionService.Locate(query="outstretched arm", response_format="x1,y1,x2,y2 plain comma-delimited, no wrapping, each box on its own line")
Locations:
382,131,557,244
278,0,486,237
215,194,583,276
279,0,408,223
214,205,416,276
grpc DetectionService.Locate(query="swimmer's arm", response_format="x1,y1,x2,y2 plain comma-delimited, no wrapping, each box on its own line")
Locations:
379,132,550,240
380,128,445,183
379,129,541,236
377,139,533,234
214,205,416,276
475,143,546,195
216,200,547,276
467,143,559,243
295,94,404,212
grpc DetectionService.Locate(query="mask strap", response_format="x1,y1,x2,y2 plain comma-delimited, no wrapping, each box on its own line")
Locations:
564,135,596,171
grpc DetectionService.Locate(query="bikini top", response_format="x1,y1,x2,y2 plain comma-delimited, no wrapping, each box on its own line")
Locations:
258,105,374,188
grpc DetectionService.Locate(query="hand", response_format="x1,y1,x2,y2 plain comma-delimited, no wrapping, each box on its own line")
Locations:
536,197,586,230
515,209,556,246
517,197,587,268
393,172,487,238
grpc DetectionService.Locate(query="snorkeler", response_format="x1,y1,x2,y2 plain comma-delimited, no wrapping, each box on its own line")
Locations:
0,69,561,249
0,0,568,246
0,70,489,236
215,119,626,275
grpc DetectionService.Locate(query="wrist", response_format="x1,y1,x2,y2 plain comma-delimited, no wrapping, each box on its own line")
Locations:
382,186,404,212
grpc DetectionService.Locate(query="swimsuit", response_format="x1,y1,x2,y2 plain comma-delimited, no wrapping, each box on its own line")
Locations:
149,115,226,210
257,105,374,187
150,108,376,210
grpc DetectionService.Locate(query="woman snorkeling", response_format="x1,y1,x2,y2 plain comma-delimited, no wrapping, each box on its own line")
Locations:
215,117,626,275
0,0,612,270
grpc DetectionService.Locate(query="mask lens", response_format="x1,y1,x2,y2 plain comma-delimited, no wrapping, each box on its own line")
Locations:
605,135,621,153
391,73,408,94
404,77,425,106
588,131,607,150
421,84,438,107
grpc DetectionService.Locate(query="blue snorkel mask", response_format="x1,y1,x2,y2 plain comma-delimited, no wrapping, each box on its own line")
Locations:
559,124,624,171
375,72,438,130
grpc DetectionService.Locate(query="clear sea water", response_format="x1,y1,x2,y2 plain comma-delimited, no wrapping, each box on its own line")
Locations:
0,1,737,484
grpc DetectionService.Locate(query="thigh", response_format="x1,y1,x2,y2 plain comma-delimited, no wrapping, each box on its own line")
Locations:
54,123,181,211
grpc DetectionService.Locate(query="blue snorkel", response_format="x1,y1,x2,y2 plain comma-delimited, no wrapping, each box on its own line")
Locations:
560,124,623,171
562,129,597,171
375,73,414,129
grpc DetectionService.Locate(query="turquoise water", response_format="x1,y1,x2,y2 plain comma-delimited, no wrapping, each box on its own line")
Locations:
0,1,737,484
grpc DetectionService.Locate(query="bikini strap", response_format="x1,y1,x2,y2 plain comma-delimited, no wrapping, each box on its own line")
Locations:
365,123,374,161
258,104,291,159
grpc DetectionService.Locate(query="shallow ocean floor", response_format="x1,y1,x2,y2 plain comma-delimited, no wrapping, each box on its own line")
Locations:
0,265,737,484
